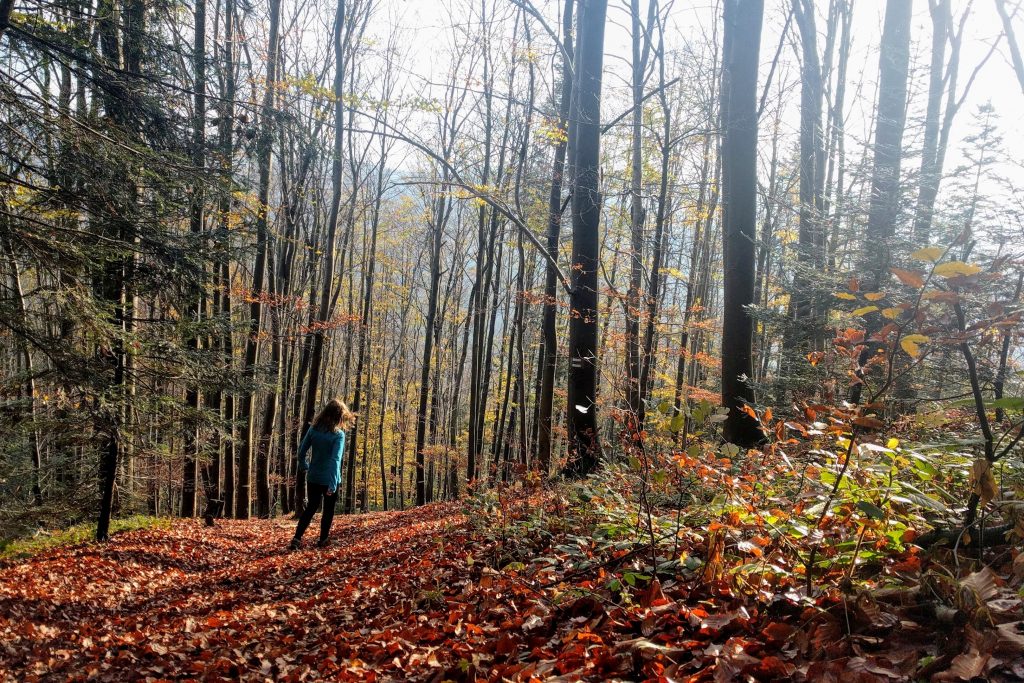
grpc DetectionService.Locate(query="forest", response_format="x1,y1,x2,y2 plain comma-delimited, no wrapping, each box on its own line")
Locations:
3,0,1024,680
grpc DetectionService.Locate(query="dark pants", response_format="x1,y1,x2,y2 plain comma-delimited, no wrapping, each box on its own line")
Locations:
293,483,337,542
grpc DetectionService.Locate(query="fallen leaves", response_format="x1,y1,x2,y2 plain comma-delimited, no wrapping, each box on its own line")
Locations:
2,496,1023,683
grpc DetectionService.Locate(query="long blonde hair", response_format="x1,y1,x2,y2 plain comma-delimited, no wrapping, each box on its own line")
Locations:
312,399,356,432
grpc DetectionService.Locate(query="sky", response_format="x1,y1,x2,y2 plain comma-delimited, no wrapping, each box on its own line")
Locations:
355,0,1024,217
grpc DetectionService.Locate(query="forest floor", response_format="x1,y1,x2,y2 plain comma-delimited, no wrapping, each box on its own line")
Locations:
1,495,1023,682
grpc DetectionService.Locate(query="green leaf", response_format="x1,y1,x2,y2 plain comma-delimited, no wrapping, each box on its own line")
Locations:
669,412,686,433
952,397,1024,411
856,501,886,520
910,457,938,480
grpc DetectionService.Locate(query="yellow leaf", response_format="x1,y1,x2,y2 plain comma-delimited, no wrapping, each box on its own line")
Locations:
882,307,903,320
891,268,926,288
834,292,857,301
911,246,945,262
900,334,929,358
864,292,886,301
852,305,879,316
886,438,900,450
933,261,982,278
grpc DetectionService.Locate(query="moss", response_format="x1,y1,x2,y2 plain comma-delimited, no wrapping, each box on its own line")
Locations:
0,515,171,561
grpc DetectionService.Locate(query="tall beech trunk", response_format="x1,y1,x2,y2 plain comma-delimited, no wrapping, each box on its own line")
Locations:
236,0,281,519
565,0,607,476
996,0,1024,93
913,0,967,244
824,0,851,266
255,296,280,517
638,14,671,425
296,0,345,516
3,236,42,506
213,0,237,516
345,142,385,513
416,197,445,505
181,0,207,518
536,0,574,474
720,0,764,447
217,0,236,516
851,0,911,404
788,0,826,354
625,0,656,423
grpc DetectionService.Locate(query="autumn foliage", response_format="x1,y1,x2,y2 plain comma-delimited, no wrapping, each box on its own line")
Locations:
3,473,1024,682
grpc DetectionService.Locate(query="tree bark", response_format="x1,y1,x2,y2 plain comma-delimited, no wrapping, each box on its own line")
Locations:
181,0,207,518
536,0,574,475
565,0,607,477
720,0,764,447
236,0,281,519
625,0,656,424
296,0,345,516
851,0,912,404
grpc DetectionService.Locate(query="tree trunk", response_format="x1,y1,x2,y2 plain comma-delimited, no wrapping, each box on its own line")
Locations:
565,0,607,477
181,0,207,518
536,0,574,474
95,0,133,541
296,0,346,516
851,0,912,404
720,0,764,447
215,0,236,518
236,0,281,519
788,0,826,357
638,13,671,424
624,0,656,423
416,189,445,505
345,144,384,513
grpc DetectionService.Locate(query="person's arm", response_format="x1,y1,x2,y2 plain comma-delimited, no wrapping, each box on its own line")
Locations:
298,428,313,472
331,431,345,494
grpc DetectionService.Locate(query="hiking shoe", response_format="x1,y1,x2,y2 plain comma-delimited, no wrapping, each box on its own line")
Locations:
289,538,302,551
316,538,330,549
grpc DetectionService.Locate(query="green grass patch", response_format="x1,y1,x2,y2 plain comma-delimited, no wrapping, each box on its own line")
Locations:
0,515,171,561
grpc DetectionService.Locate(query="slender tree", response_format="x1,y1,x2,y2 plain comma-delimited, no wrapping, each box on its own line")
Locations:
536,0,574,473
851,0,912,404
296,0,345,515
181,0,207,518
236,0,282,519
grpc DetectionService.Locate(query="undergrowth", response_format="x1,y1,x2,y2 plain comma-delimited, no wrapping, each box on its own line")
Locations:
0,514,170,561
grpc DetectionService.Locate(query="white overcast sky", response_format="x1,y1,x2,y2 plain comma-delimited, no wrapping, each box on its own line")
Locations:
360,0,1023,196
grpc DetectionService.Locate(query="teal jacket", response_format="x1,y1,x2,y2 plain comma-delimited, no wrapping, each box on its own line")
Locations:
298,427,345,492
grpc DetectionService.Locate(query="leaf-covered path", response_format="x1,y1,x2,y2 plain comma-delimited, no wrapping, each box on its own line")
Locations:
0,505,484,681
4,501,1024,682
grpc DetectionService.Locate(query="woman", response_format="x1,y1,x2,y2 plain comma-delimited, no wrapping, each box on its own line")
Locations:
290,399,355,550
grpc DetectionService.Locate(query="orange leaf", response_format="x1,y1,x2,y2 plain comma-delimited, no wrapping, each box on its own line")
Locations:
853,415,885,430
890,268,925,288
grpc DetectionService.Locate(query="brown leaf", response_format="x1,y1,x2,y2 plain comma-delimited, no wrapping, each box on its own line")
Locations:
853,416,885,430
968,460,998,508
